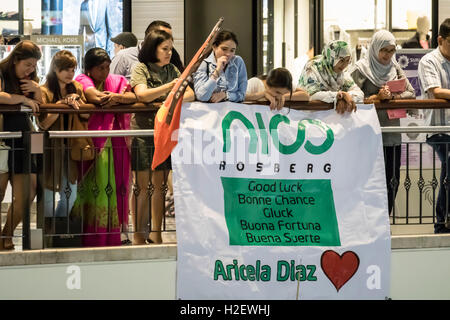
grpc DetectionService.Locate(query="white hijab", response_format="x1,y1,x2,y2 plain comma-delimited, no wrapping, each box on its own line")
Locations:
355,30,399,87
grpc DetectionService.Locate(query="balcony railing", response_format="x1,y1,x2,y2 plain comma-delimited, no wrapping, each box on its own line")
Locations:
0,98,449,250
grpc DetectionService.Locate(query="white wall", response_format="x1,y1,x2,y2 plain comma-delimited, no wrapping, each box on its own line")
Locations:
297,0,310,59
439,0,450,27
273,0,310,73
390,248,450,300
131,0,184,64
0,259,177,300
273,0,284,69
0,247,449,299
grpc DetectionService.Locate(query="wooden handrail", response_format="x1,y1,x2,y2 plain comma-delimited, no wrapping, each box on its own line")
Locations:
0,98,449,113
249,99,450,110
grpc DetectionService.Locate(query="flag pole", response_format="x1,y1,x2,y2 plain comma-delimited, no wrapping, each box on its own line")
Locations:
164,17,224,124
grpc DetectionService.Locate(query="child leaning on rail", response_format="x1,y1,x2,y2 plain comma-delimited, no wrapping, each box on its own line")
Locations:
0,40,42,251
38,50,87,222
245,67,309,110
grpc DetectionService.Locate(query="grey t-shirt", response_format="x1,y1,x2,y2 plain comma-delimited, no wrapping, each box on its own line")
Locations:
110,44,140,81
130,62,181,130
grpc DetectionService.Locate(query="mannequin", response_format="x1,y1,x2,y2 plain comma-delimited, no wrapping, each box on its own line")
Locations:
402,16,431,49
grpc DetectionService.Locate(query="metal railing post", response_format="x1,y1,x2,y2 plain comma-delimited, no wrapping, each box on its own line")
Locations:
21,131,31,250
36,131,47,249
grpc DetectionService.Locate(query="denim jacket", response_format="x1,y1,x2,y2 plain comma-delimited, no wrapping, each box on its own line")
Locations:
192,51,248,102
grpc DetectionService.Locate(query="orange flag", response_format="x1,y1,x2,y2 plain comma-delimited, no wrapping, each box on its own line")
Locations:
151,18,224,170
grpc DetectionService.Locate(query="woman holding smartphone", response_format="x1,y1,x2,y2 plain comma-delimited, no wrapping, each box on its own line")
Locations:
351,30,415,216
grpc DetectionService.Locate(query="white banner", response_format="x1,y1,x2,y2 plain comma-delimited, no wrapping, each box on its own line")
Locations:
172,102,391,300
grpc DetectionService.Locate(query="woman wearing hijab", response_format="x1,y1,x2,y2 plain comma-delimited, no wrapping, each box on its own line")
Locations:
299,40,363,114
351,30,415,216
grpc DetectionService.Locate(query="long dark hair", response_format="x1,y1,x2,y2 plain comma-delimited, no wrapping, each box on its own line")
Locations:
138,29,173,65
83,47,111,74
213,30,239,47
439,18,450,39
0,40,41,94
265,68,293,97
44,50,77,102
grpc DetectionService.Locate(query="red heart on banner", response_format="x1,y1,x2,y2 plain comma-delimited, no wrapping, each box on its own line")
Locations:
320,250,360,292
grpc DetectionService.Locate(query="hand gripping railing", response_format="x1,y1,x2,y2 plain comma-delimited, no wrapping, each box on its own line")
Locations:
1,98,450,250
0,98,449,114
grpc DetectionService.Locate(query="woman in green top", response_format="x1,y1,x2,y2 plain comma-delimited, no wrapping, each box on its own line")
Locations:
131,29,194,244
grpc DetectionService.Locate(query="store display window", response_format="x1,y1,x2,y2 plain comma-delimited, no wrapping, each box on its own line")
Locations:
0,0,130,83
0,0,130,56
322,0,433,65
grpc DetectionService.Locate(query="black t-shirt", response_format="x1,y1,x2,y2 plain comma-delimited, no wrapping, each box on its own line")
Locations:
171,48,185,73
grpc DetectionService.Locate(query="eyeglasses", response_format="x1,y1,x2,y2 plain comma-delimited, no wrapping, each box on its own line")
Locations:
337,57,351,66
379,48,396,54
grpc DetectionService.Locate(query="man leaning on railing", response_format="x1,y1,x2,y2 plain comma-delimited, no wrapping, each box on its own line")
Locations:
418,18,450,234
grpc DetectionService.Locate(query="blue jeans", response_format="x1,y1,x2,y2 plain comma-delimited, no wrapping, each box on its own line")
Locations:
426,134,450,233
44,173,77,218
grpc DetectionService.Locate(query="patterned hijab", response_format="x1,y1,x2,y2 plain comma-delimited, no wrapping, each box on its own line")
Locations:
299,40,355,95
354,30,399,87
